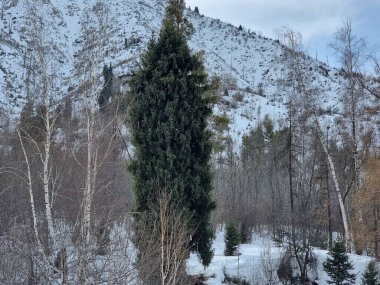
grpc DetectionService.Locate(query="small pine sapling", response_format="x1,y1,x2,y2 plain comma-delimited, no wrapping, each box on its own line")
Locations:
362,261,380,285
323,240,356,285
224,223,240,256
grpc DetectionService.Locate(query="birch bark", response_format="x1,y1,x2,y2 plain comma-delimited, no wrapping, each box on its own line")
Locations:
313,114,353,251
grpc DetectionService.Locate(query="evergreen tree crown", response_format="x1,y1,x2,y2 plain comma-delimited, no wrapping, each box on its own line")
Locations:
323,240,356,285
362,261,380,285
128,0,215,268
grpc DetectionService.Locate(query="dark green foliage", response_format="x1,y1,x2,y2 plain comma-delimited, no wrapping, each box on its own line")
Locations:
224,223,240,256
263,114,274,140
194,6,199,15
19,101,48,143
362,261,380,285
128,0,215,267
19,100,35,133
241,124,265,168
212,114,230,133
323,240,356,285
98,64,113,110
239,222,251,244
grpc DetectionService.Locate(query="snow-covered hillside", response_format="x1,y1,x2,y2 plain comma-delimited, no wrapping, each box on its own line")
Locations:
0,0,379,144
0,0,345,110
0,0,166,113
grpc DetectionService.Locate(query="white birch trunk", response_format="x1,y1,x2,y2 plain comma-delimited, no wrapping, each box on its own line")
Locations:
82,100,96,245
79,0,110,246
42,87,56,248
313,114,353,251
17,128,42,253
25,0,57,251
350,80,359,193
17,128,56,284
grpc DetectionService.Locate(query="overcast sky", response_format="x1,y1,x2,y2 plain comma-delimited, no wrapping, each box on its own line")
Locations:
186,0,380,69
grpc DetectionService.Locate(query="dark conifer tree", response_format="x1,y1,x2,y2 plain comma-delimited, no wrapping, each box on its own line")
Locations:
128,0,215,267
323,240,356,285
362,261,380,285
224,223,240,256
19,100,35,133
19,101,46,143
98,64,113,110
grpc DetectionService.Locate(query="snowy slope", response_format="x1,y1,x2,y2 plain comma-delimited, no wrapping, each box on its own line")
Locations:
0,0,343,109
0,0,379,144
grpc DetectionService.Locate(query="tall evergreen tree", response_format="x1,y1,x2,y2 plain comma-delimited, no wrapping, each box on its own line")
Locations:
323,240,356,285
128,0,215,267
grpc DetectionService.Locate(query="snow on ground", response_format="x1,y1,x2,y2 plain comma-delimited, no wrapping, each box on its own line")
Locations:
187,227,374,285
187,229,282,284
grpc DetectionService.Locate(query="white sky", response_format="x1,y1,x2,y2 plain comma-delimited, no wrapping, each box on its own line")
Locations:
186,0,380,69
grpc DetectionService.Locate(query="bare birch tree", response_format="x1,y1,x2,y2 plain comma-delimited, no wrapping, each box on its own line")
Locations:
74,0,111,247
73,2,124,283
136,191,192,285
329,19,367,196
6,2,70,279
278,27,354,252
24,0,58,250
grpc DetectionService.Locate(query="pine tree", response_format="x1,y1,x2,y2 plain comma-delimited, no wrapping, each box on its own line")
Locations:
128,0,215,267
362,261,380,285
98,64,113,110
224,223,240,256
323,240,356,285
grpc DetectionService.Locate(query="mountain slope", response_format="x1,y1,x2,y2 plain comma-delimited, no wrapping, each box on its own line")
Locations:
0,0,378,145
0,0,338,108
